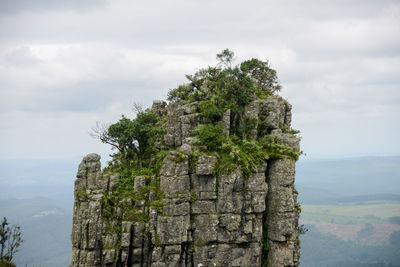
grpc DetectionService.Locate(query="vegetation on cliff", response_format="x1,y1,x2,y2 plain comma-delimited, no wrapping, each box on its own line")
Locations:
72,50,302,266
91,50,302,246
167,49,280,106
97,49,300,182
168,49,300,178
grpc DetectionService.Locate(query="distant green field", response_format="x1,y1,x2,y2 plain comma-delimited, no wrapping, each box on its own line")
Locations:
301,202,400,224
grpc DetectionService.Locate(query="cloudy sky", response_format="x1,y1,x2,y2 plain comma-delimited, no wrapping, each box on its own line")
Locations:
0,0,399,162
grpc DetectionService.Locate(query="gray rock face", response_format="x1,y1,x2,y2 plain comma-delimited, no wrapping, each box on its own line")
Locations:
195,155,217,175
71,96,301,266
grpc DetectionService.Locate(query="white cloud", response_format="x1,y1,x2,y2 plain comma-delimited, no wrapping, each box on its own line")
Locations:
0,0,106,15
0,0,399,160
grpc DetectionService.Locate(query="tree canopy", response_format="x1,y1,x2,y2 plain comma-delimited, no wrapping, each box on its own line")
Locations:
167,49,281,109
93,109,165,169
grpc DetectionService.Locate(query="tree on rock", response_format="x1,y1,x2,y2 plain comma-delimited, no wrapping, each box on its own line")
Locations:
91,109,165,169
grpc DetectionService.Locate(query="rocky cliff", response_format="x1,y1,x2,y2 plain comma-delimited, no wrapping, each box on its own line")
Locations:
70,95,301,267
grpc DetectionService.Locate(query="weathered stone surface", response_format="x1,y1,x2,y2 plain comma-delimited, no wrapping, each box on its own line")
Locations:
156,215,189,244
180,143,192,154
191,200,216,214
102,249,115,265
267,186,295,212
258,95,290,132
217,192,243,214
231,243,262,267
195,155,217,175
180,113,200,141
191,174,217,200
193,244,231,267
70,154,104,266
181,101,198,114
268,158,296,187
71,98,300,266
222,109,231,135
100,173,119,192
217,168,244,214
160,152,189,177
160,175,190,198
134,176,146,192
193,214,219,243
284,101,292,126
193,243,262,267
162,198,190,216
151,100,167,117
244,100,260,139
76,153,102,190
267,211,297,242
265,157,300,267
266,240,297,267
220,214,241,231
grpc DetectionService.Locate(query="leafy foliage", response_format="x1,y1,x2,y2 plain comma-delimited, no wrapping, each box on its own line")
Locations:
193,123,225,151
101,150,168,229
240,58,281,94
95,109,165,169
198,100,223,123
167,49,281,113
92,107,168,240
192,124,300,179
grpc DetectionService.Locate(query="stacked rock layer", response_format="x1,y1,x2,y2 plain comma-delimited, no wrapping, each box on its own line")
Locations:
71,96,301,267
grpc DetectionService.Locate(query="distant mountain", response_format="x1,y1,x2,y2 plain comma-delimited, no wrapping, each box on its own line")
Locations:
0,158,77,203
296,185,343,204
338,194,400,203
296,156,400,196
296,185,400,205
0,197,72,267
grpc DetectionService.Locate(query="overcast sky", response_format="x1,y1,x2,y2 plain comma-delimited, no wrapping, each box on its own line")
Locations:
0,0,399,162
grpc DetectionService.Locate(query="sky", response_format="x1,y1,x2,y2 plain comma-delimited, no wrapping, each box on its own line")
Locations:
0,0,399,162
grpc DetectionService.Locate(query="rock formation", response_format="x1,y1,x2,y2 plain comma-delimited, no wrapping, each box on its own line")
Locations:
71,96,301,266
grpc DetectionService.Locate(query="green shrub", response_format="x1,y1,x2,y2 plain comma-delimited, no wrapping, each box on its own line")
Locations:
259,135,301,161
168,49,281,110
75,189,89,201
171,151,188,162
242,117,258,138
198,99,223,123
98,109,166,169
194,122,226,152
279,123,300,135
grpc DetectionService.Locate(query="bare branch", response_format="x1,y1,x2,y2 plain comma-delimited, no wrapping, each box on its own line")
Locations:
132,101,145,114
89,121,121,152
89,121,110,142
